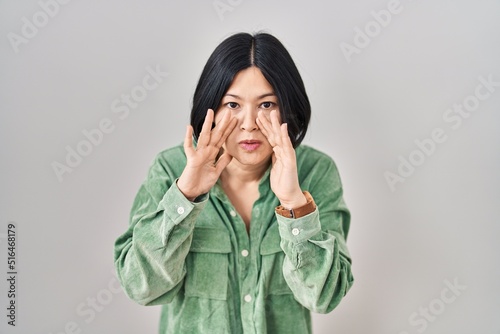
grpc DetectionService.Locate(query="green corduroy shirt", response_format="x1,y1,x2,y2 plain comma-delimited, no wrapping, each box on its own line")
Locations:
114,144,353,333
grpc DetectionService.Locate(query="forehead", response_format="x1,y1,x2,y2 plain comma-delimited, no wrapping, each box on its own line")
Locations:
225,67,275,98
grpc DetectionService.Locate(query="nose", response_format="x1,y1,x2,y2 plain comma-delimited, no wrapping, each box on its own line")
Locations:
239,108,258,132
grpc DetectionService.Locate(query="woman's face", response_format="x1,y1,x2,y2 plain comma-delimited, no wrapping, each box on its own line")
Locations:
215,66,280,169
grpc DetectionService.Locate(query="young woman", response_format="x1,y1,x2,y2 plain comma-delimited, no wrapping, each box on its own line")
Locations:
114,32,353,334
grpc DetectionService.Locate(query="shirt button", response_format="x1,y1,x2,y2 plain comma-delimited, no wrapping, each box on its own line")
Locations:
292,228,300,236
244,294,252,303
241,249,249,257
177,206,185,215
229,210,237,217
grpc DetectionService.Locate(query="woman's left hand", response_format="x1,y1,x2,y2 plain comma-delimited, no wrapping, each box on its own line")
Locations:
257,110,307,209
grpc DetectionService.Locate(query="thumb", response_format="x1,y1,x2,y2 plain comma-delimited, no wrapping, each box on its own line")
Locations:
271,152,277,166
215,152,233,175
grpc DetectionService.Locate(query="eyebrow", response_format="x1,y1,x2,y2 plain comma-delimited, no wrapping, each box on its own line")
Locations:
224,92,276,99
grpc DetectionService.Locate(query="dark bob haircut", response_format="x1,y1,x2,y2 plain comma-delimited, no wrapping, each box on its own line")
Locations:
190,32,311,148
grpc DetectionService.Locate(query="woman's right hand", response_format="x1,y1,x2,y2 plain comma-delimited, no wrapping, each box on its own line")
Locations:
177,109,237,201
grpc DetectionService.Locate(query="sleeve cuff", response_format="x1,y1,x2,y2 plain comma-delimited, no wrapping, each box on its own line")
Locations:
158,179,208,225
276,208,321,243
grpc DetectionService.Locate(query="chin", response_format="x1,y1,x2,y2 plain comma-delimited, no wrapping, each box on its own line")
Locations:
235,156,271,167
228,148,272,167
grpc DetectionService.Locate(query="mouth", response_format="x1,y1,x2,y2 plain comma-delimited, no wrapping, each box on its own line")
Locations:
239,140,262,152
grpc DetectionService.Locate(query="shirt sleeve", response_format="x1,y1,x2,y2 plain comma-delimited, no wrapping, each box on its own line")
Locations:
113,154,207,306
276,155,354,313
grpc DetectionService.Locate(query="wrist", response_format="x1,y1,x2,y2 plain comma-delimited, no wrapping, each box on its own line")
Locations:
276,191,316,219
279,191,308,210
176,177,199,202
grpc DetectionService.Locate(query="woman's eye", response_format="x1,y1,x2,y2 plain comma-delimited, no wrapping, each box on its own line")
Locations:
226,102,239,109
260,102,275,109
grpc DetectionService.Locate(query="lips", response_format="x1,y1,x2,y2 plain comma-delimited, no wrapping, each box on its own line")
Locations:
239,140,262,151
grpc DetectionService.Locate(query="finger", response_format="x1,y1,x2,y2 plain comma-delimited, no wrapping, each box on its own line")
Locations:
270,110,283,146
215,152,233,175
256,112,270,138
270,110,282,133
278,123,297,165
183,125,195,156
215,117,237,147
272,145,282,161
198,109,214,147
257,110,272,132
257,111,275,145
280,123,294,150
211,109,233,146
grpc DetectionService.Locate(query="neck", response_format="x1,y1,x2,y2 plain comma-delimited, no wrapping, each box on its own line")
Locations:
220,158,270,186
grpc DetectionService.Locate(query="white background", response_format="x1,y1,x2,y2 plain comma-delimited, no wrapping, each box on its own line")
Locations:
1,0,499,333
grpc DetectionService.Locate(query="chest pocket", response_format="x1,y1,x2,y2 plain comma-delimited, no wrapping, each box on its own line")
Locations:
260,223,293,296
184,227,231,300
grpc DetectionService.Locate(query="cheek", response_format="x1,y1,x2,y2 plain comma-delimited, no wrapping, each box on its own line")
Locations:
263,140,274,152
222,129,237,148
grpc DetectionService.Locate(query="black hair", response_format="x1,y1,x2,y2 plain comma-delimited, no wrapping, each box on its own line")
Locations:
190,32,311,148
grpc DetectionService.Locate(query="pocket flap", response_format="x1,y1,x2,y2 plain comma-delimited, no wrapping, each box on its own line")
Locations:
190,227,231,253
260,224,283,255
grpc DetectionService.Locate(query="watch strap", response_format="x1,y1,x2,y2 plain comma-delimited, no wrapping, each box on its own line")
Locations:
275,191,316,219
